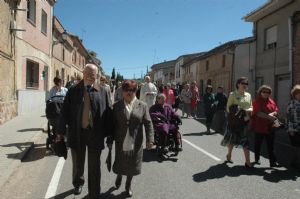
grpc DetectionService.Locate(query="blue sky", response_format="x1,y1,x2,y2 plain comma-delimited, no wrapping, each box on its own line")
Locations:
54,0,266,79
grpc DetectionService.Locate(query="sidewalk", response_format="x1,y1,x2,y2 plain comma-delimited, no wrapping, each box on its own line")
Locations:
0,107,47,188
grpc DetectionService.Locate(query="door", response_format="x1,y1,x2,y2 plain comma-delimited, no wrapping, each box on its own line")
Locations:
275,74,291,117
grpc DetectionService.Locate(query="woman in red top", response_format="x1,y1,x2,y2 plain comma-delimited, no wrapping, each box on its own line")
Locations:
163,83,175,106
251,85,279,167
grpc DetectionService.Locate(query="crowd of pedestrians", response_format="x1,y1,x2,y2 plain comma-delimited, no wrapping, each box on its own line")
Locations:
48,64,300,198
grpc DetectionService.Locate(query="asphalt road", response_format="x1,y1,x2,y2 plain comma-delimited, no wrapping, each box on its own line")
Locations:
1,116,300,199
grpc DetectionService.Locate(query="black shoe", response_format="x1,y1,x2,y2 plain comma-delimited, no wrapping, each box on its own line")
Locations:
254,160,261,165
74,186,83,195
270,162,280,168
115,175,122,189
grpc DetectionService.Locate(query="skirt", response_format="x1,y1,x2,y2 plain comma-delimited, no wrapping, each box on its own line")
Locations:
221,124,249,149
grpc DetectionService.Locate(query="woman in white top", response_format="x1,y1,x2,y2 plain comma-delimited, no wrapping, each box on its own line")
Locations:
49,76,68,100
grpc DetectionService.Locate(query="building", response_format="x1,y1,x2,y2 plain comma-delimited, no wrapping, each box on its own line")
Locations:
174,53,205,85
0,0,20,124
244,0,300,114
51,16,74,89
293,11,300,85
151,60,176,86
15,0,56,115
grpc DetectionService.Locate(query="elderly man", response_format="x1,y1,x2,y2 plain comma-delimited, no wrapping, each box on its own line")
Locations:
57,64,112,199
140,76,157,108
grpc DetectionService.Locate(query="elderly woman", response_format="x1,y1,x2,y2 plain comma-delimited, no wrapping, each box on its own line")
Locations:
149,93,182,154
49,76,68,99
221,77,253,168
287,85,300,171
180,84,192,118
251,85,279,167
107,80,154,197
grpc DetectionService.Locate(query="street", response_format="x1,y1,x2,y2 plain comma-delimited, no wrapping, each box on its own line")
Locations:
0,114,299,199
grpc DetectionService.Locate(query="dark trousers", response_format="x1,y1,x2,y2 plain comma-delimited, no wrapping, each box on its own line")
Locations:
71,129,102,199
205,111,214,130
254,132,276,164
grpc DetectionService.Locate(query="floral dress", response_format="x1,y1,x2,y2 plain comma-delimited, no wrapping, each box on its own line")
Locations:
221,90,252,148
286,99,300,147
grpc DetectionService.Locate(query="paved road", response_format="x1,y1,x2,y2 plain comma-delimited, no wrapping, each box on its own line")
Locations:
1,116,300,199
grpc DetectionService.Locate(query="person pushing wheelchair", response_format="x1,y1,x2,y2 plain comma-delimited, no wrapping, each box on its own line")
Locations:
149,93,182,155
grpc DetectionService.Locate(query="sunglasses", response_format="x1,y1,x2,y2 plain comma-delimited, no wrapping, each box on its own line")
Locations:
124,88,136,92
262,91,271,94
241,82,248,85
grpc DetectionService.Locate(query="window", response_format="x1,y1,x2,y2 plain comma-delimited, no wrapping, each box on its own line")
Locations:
207,79,212,85
27,0,36,24
56,70,59,77
83,58,85,67
265,25,277,50
62,47,65,61
206,60,209,71
41,9,47,34
222,55,226,67
26,59,39,88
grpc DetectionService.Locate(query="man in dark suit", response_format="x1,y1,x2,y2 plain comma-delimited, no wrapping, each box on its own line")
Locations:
57,64,111,199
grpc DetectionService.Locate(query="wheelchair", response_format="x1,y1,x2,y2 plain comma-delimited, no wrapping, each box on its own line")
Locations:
153,117,183,157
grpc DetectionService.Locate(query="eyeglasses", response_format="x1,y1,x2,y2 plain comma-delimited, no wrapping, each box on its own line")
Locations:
124,88,136,92
262,91,271,94
241,82,248,85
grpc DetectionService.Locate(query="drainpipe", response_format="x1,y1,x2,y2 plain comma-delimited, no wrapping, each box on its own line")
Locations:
288,16,293,85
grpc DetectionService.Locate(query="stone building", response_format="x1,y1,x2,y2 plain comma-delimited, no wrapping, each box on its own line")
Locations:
151,60,176,86
244,0,300,114
293,11,300,85
0,0,20,124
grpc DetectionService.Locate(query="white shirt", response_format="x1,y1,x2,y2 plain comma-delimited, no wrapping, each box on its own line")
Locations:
140,82,157,108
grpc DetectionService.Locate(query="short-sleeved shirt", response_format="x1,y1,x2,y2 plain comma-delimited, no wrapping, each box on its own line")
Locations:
226,90,252,113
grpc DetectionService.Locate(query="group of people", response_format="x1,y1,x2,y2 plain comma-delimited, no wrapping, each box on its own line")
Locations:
49,65,300,198
51,67,176,199
199,77,300,171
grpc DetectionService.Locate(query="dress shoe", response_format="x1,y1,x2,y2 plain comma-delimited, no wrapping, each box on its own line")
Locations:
254,160,261,165
115,175,122,189
73,185,83,195
226,154,233,163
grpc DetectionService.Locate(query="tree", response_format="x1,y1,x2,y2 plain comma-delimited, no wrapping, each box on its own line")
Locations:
88,50,97,58
111,68,116,80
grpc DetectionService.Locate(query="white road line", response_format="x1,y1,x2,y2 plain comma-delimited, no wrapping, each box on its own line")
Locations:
182,139,221,162
44,157,65,199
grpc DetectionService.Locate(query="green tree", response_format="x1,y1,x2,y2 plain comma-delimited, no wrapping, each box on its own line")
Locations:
111,68,116,80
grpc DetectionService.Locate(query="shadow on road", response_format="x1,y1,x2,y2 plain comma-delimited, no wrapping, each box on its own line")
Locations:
17,128,44,132
183,131,218,136
193,162,300,183
48,189,73,199
0,142,52,162
143,149,178,163
99,187,129,199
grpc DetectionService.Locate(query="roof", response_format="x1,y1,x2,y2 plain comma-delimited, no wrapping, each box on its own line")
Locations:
182,37,255,67
243,0,294,22
151,60,176,71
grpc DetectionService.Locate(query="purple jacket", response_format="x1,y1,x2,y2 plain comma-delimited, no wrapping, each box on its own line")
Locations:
149,103,180,134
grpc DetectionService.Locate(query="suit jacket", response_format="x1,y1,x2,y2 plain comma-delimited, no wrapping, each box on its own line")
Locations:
58,80,112,150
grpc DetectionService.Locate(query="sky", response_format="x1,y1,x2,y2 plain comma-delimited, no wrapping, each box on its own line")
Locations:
54,0,267,79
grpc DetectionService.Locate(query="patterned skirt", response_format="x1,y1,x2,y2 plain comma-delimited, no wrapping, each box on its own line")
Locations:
221,124,250,149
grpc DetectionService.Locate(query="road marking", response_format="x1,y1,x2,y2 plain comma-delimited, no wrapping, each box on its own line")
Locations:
45,157,65,199
182,139,221,162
